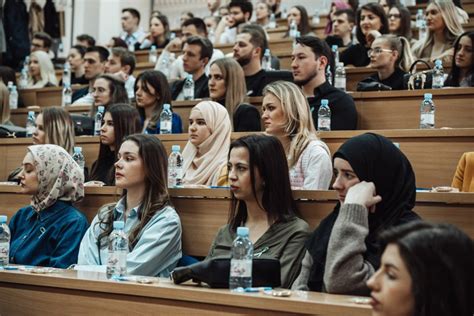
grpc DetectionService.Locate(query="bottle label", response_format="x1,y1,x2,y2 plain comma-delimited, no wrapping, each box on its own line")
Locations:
0,241,9,265
421,113,434,125
230,259,252,278
318,118,331,130
107,250,127,272
335,77,346,90
63,95,72,106
94,121,101,136
161,120,172,132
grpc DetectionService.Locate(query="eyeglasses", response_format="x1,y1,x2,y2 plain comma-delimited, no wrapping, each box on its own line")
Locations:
388,13,401,20
367,47,393,57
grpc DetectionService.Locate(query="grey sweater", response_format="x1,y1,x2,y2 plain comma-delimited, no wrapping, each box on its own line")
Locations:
292,203,375,294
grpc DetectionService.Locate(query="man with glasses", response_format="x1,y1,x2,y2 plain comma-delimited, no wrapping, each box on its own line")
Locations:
31,32,53,54
291,36,357,130
215,0,252,44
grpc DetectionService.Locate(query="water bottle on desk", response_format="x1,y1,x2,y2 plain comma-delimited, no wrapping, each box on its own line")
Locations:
149,45,158,64
262,49,272,71
318,99,331,131
9,85,18,110
229,227,253,290
0,215,10,267
419,20,427,41
168,145,184,188
420,93,435,129
326,65,333,85
94,106,105,136
72,147,85,174
160,104,173,134
312,10,320,26
334,62,346,91
415,9,424,28
26,111,36,137
332,45,339,65
63,62,71,86
268,13,276,29
19,69,28,89
289,19,297,38
106,221,128,279
183,75,194,100
62,83,72,107
432,59,444,89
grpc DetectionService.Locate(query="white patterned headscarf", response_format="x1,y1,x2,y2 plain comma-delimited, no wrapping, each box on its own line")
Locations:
28,144,84,212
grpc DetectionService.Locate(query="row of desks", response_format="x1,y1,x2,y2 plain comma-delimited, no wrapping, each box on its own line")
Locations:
1,129,472,188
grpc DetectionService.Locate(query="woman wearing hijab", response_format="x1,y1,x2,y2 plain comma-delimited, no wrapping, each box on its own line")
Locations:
292,133,420,295
182,101,232,186
8,145,89,268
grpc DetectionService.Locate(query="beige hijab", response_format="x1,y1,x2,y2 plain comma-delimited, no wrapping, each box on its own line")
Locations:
182,101,231,186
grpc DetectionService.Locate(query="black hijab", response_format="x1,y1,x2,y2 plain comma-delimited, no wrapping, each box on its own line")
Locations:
305,133,420,292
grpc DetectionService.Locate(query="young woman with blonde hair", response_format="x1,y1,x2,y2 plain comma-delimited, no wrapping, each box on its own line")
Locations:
412,0,464,64
261,81,332,190
0,82,12,125
26,50,58,88
208,58,260,132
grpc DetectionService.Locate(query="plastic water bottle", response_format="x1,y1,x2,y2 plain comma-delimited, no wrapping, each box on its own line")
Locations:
72,147,85,173
312,10,320,26
62,83,72,107
419,20,427,41
416,9,424,28
332,45,339,65
19,69,28,89
262,49,272,71
160,103,173,134
9,85,18,110
23,56,30,73
128,43,135,52
159,54,170,78
63,62,71,86
169,32,176,41
168,145,184,187
318,99,331,131
282,7,288,19
289,19,298,38
420,93,435,129
183,75,194,100
432,59,444,89
268,13,276,29
26,111,36,137
7,81,13,92
149,45,158,64
229,227,253,290
334,62,346,91
292,31,300,49
106,221,128,279
326,65,333,85
0,215,10,267
94,106,105,136
208,28,216,43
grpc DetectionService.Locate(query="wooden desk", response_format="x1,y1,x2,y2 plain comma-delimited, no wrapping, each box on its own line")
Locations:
18,85,86,108
0,269,371,315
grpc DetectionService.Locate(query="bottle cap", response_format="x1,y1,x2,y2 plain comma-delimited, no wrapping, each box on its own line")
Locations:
28,111,35,116
264,48,270,55
0,215,7,223
163,103,171,110
172,145,180,152
98,105,105,113
332,45,338,51
74,146,82,154
237,226,249,237
11,85,17,91
151,45,156,50
295,31,301,37
113,221,125,229
424,93,432,99
337,62,344,67
435,59,442,66
7,81,13,87
321,99,329,106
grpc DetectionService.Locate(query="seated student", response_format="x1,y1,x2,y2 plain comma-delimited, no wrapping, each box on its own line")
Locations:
104,47,137,99
182,101,231,186
138,14,170,50
325,8,355,48
361,35,413,90
91,74,129,118
284,6,315,38
451,152,474,192
0,81,13,126
292,36,357,130
171,36,213,100
378,0,398,15
412,0,463,65
65,45,88,85
76,34,96,48
207,134,310,288
135,70,183,134
367,221,473,316
9,144,88,268
209,58,261,131
89,104,142,186
26,50,58,88
387,4,414,45
341,3,389,67
78,134,182,276
292,133,420,295
254,2,272,29
262,81,332,190
106,37,129,49
445,31,474,87
215,0,252,45
324,1,352,37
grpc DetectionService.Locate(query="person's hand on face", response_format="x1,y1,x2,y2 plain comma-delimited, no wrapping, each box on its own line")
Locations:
366,30,382,48
165,37,183,51
116,70,129,81
344,181,382,213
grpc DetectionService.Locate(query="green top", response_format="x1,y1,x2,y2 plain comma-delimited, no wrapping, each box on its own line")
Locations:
207,217,310,288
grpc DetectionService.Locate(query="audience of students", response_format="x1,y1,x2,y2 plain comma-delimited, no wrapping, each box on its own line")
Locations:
9,144,88,268
207,134,310,288
26,51,57,89
285,6,314,38
182,101,231,186
445,31,474,87
78,134,182,276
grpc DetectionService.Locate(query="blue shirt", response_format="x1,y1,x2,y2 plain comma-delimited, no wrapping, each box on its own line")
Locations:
143,112,183,134
8,201,89,268
77,198,182,277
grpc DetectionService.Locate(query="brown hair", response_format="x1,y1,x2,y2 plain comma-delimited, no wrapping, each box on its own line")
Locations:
41,106,76,154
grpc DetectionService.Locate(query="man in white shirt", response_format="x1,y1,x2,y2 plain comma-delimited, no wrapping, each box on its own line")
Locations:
215,0,252,45
119,8,146,50
105,47,136,99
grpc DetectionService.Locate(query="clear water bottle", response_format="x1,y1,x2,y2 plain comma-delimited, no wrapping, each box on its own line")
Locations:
7,81,13,92
0,215,10,267
326,65,333,85
26,111,36,137
289,19,298,38
23,56,30,73
149,45,158,64
419,20,427,41
312,10,320,26
318,99,331,131
268,13,276,29
262,49,272,71
9,85,18,110
208,28,216,43
63,62,71,86
292,31,300,49
432,59,444,89
334,62,346,91
282,7,288,19
19,69,28,89
332,45,339,65
159,54,170,79
168,145,184,188
128,42,135,52
94,105,105,136
420,93,435,129
62,83,72,107
183,75,194,100
229,227,253,290
416,9,424,28
169,32,176,41
160,103,173,134
72,147,85,173
106,221,128,279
